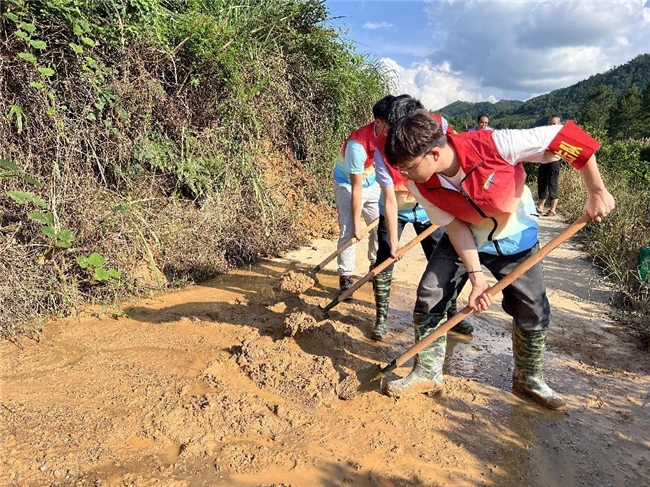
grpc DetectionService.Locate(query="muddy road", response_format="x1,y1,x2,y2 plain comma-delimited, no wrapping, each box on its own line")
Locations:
1,217,649,486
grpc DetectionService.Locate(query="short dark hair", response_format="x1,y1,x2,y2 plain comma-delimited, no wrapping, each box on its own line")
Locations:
373,95,396,120
477,113,489,122
386,95,424,126
385,110,447,168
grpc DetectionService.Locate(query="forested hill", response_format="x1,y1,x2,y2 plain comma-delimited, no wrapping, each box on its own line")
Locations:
437,99,523,119
440,53,650,129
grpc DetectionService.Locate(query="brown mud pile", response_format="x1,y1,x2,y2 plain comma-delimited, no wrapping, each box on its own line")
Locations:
277,271,316,294
1,219,649,486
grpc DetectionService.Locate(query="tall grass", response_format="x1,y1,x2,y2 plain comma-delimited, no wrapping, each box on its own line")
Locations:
556,134,650,334
0,0,389,338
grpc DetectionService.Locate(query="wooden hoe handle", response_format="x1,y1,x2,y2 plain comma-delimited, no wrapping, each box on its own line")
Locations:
378,213,592,377
312,218,380,275
320,224,440,313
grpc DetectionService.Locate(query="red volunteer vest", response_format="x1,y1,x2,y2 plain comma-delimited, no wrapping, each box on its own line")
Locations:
342,122,377,170
415,130,526,225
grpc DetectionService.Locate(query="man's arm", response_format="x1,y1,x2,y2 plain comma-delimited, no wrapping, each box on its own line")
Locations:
444,218,492,311
345,140,369,240
578,154,616,222
375,148,401,257
349,173,364,239
381,186,401,259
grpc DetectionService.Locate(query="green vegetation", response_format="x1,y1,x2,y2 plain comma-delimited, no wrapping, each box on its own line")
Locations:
441,54,650,129
1,0,647,341
436,99,523,131
0,0,388,339
556,133,650,329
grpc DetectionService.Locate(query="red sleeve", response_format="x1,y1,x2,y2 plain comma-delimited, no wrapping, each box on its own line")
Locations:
547,120,600,170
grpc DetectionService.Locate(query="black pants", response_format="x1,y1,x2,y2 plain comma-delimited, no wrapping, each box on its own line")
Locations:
415,234,551,331
537,161,561,200
375,215,445,273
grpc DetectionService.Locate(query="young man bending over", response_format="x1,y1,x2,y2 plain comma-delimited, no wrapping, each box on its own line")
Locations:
382,111,615,409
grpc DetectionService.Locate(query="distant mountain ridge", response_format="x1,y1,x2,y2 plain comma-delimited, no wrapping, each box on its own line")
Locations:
436,99,523,118
438,53,650,129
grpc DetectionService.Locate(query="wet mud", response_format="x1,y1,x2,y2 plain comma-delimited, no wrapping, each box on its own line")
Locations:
1,219,649,486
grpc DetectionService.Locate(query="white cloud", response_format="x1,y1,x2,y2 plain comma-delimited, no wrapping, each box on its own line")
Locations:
379,58,499,110
419,0,650,100
362,21,393,30
616,36,630,46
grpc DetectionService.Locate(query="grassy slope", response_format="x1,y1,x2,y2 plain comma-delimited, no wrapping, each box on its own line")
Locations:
0,0,388,338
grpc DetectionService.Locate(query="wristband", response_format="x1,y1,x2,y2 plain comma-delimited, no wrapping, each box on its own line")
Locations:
467,269,483,274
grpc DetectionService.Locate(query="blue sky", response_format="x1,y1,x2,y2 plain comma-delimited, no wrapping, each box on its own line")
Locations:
325,0,650,110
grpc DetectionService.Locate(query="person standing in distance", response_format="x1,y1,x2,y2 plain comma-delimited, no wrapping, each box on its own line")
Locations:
468,114,492,132
537,115,563,216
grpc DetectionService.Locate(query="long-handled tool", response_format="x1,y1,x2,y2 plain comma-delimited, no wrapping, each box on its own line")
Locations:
311,218,380,275
320,224,439,313
373,213,591,381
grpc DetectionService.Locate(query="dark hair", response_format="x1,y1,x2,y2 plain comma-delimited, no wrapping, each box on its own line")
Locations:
477,113,489,122
385,110,447,168
373,95,396,120
386,94,424,125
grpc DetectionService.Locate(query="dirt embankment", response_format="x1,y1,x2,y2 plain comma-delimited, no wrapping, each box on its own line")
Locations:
1,217,649,486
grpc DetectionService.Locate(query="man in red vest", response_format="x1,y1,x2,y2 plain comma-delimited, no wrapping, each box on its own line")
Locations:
382,111,615,409
372,95,472,341
333,96,394,296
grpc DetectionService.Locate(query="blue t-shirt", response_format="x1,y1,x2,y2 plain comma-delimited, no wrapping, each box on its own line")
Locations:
333,140,376,187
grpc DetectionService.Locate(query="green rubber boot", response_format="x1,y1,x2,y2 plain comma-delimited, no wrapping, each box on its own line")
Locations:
512,323,566,410
371,270,392,341
448,299,474,335
382,312,446,398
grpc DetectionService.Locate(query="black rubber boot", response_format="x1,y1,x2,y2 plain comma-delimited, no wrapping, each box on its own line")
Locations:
512,323,566,410
338,275,354,300
382,312,446,398
447,299,473,335
371,270,392,341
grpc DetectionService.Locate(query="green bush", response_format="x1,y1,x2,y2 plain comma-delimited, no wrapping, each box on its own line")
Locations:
557,137,650,326
0,0,389,338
